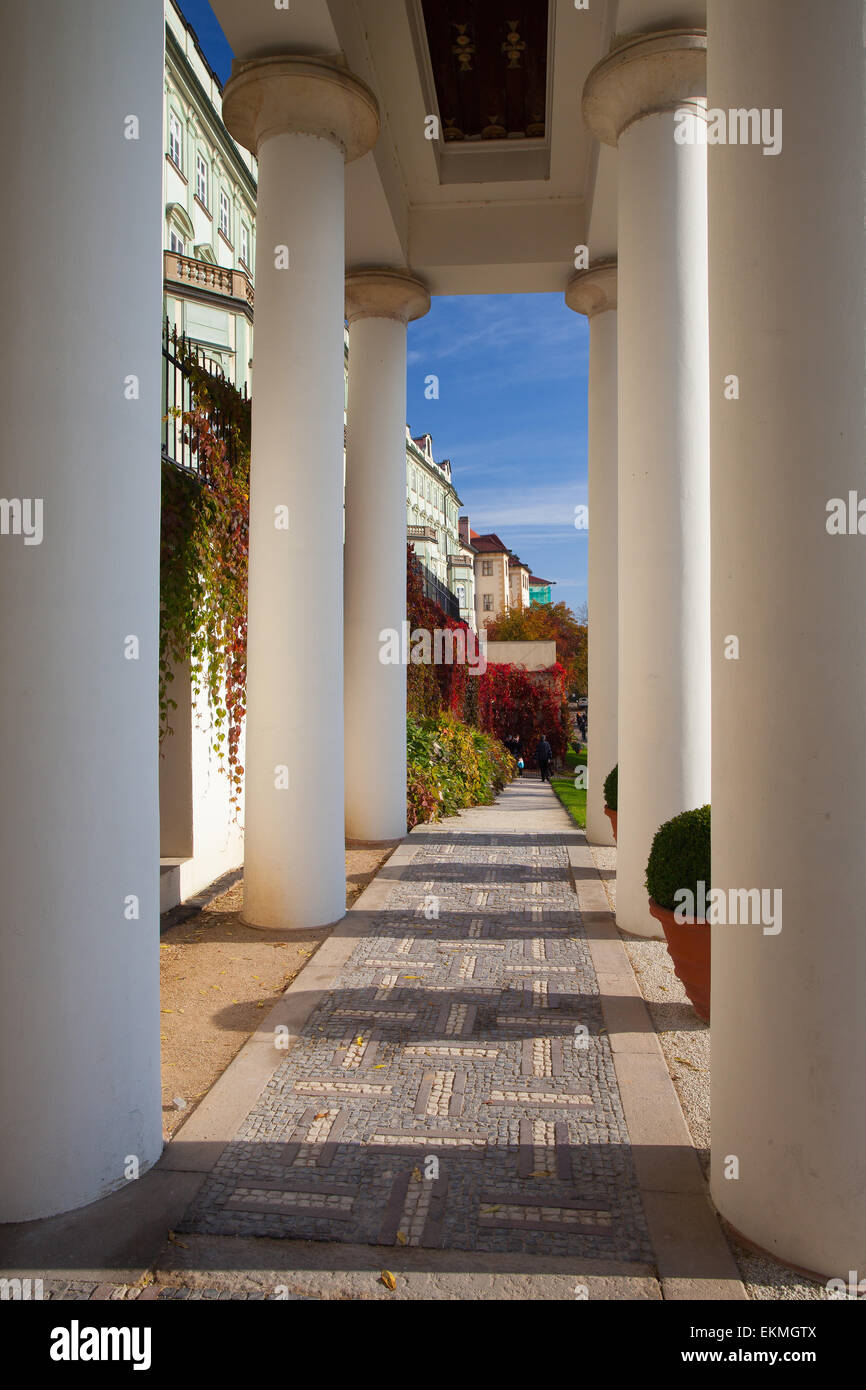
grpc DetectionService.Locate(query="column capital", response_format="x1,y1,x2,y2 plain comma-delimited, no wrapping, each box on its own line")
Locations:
583,29,706,147
566,259,617,317
223,54,379,161
345,268,431,325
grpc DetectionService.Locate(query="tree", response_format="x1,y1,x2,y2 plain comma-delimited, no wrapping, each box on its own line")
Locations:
486,600,587,697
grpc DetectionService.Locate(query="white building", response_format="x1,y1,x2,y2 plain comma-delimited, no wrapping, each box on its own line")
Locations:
2,0,864,1287
405,430,475,627
163,0,256,392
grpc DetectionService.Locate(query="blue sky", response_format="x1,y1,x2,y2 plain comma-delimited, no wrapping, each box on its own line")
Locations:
407,297,588,606
176,0,590,609
177,0,233,82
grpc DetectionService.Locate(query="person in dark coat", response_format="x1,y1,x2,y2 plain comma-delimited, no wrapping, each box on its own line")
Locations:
536,734,553,782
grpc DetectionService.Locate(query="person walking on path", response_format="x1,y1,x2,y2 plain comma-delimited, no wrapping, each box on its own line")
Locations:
536,734,553,782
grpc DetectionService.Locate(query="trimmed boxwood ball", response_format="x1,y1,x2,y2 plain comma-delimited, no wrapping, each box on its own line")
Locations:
603,763,618,811
645,805,711,913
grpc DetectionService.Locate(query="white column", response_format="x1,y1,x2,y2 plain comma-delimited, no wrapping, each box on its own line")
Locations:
583,32,711,937
344,271,430,842
0,0,164,1220
566,263,618,846
223,59,379,929
708,0,866,1275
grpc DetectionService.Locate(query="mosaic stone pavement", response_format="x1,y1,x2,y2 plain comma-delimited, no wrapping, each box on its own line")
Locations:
179,788,653,1263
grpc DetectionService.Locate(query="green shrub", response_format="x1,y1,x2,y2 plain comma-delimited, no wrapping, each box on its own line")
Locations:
603,763,618,811
645,805,711,912
406,711,515,829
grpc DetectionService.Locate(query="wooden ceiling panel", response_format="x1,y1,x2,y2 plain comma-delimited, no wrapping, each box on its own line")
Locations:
420,1,549,142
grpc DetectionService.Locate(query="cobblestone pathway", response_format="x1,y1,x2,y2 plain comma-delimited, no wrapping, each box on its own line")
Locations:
178,784,653,1263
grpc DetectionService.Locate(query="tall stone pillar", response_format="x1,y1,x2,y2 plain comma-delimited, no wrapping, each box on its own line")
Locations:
707,0,866,1275
566,262,618,847
0,0,164,1220
344,270,430,842
583,32,711,937
223,58,379,929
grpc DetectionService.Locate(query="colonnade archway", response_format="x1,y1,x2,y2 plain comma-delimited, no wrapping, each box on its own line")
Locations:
0,0,863,1281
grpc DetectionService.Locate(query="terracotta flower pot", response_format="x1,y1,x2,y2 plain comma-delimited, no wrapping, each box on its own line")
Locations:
648,897,710,1023
604,805,617,842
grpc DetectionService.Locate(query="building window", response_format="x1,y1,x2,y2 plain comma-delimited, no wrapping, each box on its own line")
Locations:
240,221,250,266
481,559,493,576
169,228,185,255
168,111,183,170
483,594,494,611
456,583,466,606
219,190,231,240
196,153,208,207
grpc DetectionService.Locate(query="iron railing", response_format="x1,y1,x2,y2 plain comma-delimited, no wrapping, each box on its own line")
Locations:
416,557,461,621
161,318,247,477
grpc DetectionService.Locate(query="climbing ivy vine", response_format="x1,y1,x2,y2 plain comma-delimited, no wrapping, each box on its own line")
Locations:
160,359,250,808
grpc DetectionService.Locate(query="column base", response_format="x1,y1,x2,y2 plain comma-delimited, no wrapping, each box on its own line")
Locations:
240,911,347,933
346,836,404,849
718,1216,831,1289
585,817,615,848
615,907,664,941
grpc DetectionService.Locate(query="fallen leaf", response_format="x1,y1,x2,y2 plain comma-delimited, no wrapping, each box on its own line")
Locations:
373,1064,386,1070
673,1056,703,1070
480,1205,501,1214
314,1112,328,1120
380,1270,397,1291
411,1166,422,1181
161,1009,174,1015
355,1036,364,1047
396,1231,408,1245
167,1231,188,1248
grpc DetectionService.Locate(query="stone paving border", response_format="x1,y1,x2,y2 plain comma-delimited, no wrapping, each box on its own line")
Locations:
564,835,746,1301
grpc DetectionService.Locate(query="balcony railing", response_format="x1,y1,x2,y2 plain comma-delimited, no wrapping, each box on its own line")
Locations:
161,319,247,477
164,250,254,312
414,556,461,621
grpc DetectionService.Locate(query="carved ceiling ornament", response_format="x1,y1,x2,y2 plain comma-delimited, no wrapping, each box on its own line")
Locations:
452,22,476,74
482,115,506,139
502,21,526,69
